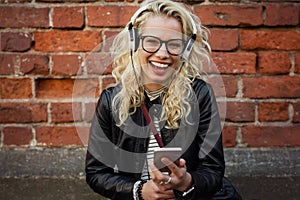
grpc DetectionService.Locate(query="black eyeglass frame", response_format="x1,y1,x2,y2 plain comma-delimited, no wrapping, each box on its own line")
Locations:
139,35,186,56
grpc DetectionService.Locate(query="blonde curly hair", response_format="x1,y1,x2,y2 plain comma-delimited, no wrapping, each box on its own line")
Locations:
111,0,211,129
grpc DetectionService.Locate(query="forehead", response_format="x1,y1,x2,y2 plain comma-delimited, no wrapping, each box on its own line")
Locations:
141,15,183,39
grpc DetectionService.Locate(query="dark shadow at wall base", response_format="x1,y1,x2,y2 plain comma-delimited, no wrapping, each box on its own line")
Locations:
1,176,300,200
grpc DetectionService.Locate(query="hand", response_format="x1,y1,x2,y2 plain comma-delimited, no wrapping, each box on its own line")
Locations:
141,179,175,200
149,158,193,192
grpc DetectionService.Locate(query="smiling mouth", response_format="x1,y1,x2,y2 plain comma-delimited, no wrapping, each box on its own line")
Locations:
150,61,170,69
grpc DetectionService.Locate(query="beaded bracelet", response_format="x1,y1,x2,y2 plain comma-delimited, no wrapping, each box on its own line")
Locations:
137,180,147,200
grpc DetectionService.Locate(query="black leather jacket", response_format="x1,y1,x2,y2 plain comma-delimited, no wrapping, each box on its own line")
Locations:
86,79,225,200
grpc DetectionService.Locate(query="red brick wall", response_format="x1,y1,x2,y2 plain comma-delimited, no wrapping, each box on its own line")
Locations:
0,0,299,148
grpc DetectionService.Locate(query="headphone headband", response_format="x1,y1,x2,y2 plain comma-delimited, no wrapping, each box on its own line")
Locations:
128,1,197,59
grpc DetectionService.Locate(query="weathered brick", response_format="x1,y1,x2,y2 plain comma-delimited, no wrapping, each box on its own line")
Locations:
222,126,238,147
258,52,291,75
258,102,289,122
84,102,97,122
86,52,113,75
0,6,49,28
102,77,115,91
52,54,83,76
0,78,32,99
7,0,32,2
1,32,32,52
35,126,83,147
195,4,263,26
212,52,256,74
103,30,119,52
295,52,300,74
35,78,99,99
36,0,97,2
241,126,300,147
0,102,47,123
34,31,102,52
0,54,17,75
20,54,49,75
87,5,138,27
241,30,300,50
51,102,82,123
293,103,300,123
3,127,32,146
243,76,300,98
226,101,256,122
209,29,239,51
53,7,84,28
264,4,299,26
206,76,238,98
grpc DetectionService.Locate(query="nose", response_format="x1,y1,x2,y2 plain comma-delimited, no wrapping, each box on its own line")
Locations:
155,42,169,57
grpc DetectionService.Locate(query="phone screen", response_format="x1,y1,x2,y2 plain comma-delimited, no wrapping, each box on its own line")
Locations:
153,147,182,172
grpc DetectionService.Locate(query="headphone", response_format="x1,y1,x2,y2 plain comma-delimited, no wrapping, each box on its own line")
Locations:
128,3,197,60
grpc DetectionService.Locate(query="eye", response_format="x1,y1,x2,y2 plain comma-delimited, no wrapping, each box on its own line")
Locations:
144,37,160,46
168,40,184,49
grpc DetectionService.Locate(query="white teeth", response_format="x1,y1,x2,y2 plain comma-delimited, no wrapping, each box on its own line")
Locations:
150,61,169,68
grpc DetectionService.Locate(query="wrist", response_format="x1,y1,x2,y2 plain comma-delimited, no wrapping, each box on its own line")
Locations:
178,172,193,192
133,180,146,200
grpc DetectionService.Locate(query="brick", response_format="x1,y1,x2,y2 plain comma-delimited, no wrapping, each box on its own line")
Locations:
209,29,239,51
241,126,300,147
222,126,238,147
241,30,300,50
0,6,49,28
0,102,47,123
34,31,102,52
295,52,300,74
87,5,138,27
206,76,238,98
264,4,299,26
0,54,17,75
84,102,97,122
53,7,84,28
243,76,300,98
103,30,119,52
258,102,289,122
86,52,113,75
36,0,97,2
293,103,300,123
212,52,256,74
20,54,49,75
195,4,263,26
1,32,32,52
52,54,83,76
3,127,32,146
0,78,32,99
35,126,83,147
35,78,99,99
258,52,291,75
51,102,82,123
226,101,255,122
7,0,32,2
102,77,115,91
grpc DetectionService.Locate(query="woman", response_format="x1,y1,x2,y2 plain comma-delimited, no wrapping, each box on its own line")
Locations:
86,1,238,199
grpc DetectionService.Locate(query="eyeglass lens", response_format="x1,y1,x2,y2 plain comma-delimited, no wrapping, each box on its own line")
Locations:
141,36,185,56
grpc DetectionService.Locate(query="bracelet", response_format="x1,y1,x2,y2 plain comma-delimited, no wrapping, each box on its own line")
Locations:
136,180,147,200
182,185,195,197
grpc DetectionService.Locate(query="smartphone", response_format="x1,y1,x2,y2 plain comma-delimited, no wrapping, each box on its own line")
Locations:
153,147,182,172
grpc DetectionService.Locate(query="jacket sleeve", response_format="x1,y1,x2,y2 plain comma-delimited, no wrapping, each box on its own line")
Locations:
85,90,138,200
176,80,225,199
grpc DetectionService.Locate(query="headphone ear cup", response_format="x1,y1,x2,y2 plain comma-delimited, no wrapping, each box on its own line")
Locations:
133,28,139,52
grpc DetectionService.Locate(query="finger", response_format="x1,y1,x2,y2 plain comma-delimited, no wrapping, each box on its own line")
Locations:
161,157,180,174
148,162,165,184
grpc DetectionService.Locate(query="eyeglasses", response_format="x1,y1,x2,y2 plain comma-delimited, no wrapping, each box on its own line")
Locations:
139,35,185,56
